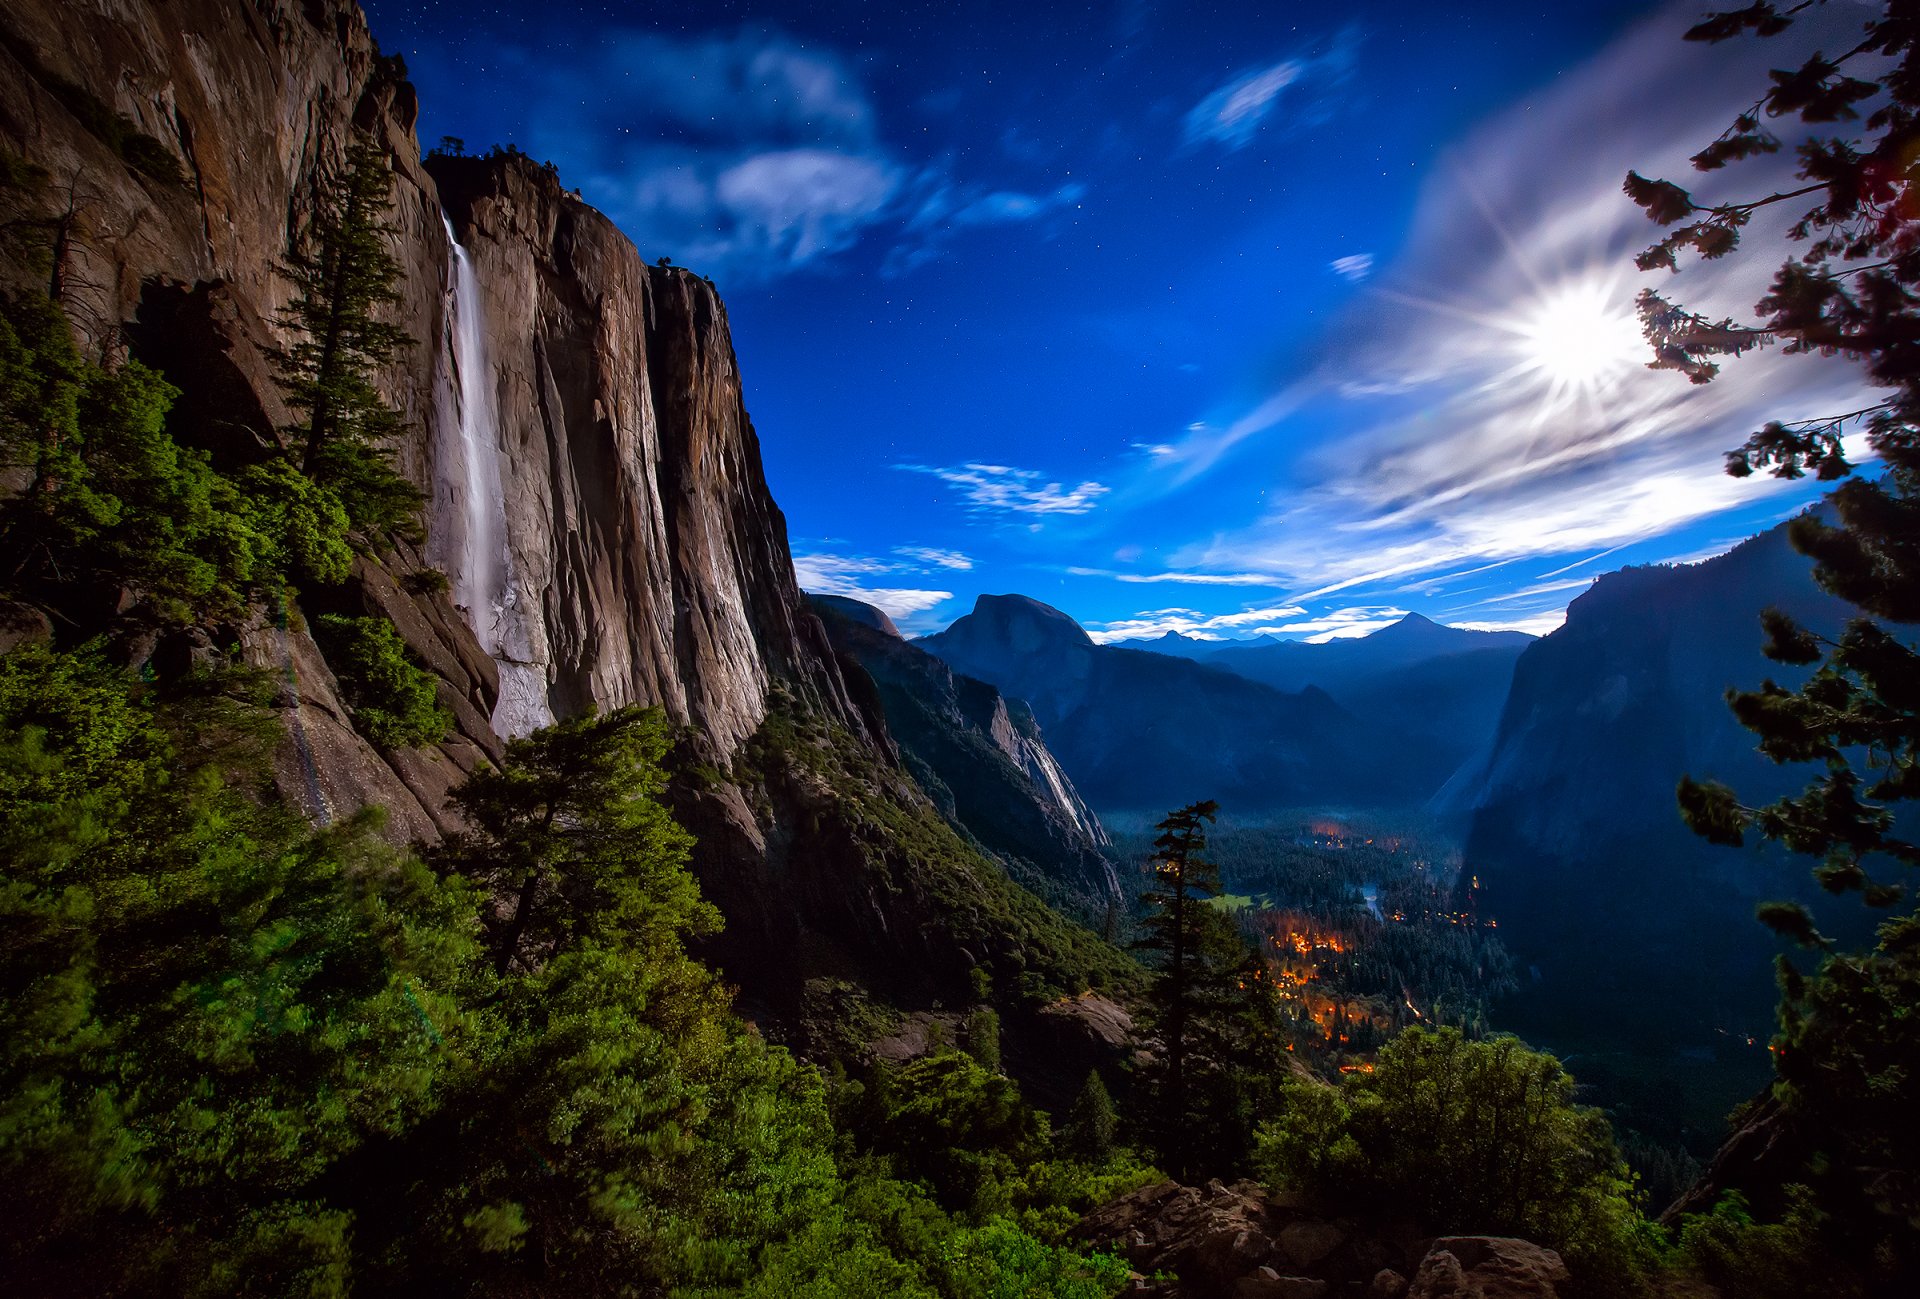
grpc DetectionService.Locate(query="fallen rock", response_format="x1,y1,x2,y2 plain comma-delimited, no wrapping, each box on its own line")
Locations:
1233,1268,1328,1299
1370,1268,1409,1298
1408,1237,1570,1299
1278,1220,1347,1269
0,601,51,655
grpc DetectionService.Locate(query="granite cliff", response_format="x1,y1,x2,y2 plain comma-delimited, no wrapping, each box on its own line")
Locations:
810,593,1119,920
0,0,1112,1019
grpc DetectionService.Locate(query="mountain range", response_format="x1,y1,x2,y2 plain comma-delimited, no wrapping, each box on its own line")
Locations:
915,600,1534,814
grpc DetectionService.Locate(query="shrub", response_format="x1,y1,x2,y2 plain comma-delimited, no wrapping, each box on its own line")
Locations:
312,613,450,748
1255,1027,1654,1292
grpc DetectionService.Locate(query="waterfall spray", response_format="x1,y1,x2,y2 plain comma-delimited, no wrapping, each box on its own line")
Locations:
431,215,552,736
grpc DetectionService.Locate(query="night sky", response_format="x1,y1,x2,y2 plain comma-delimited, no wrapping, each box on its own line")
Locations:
364,0,1871,639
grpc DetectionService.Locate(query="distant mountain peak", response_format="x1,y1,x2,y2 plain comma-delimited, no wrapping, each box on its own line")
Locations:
947,594,1095,649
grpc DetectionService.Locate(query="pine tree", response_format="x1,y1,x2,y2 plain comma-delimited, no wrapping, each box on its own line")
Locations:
1064,1070,1117,1165
964,1006,1003,1074
275,134,421,539
429,706,712,975
1132,800,1283,1178
1133,800,1219,1176
1628,3,1920,1280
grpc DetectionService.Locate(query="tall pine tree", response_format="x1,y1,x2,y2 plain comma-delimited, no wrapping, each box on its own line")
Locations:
1131,800,1284,1178
1628,3,1920,1282
274,134,421,539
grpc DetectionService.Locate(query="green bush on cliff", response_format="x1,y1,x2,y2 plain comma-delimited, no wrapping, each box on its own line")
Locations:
311,613,451,749
0,292,272,620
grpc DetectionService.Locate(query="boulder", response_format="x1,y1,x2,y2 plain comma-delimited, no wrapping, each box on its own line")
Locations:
1371,1268,1410,1298
1408,1237,1570,1299
1233,1269,1328,1299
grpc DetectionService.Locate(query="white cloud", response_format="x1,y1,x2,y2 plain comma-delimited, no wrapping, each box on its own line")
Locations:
792,552,953,624
710,150,901,262
1183,32,1358,152
899,462,1110,516
1068,567,1285,586
502,29,1086,280
894,546,974,570
1087,601,1312,642
1454,610,1568,637
886,180,1087,274
1330,253,1374,282
1185,61,1303,149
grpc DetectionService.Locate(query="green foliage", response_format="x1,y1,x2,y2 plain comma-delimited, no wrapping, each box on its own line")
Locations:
944,1221,1131,1299
0,643,485,1293
0,292,272,620
311,614,450,750
1255,1027,1653,1292
274,135,422,540
1669,1190,1849,1299
431,706,706,971
736,698,1142,1006
1063,1072,1117,1166
0,648,1129,1297
965,1007,1004,1074
859,1050,1050,1215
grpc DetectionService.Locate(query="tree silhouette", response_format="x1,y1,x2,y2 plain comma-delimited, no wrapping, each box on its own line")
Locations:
1629,2,1919,1280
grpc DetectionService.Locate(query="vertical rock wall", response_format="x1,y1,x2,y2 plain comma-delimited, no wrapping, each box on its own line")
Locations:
0,0,864,827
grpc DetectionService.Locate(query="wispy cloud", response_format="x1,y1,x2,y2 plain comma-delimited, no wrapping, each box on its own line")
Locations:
1088,601,1403,644
1160,3,1882,613
1330,253,1374,282
1454,610,1568,637
885,180,1086,274
898,462,1110,516
894,546,974,570
792,552,953,624
1182,31,1359,152
481,28,1085,280
1068,567,1285,586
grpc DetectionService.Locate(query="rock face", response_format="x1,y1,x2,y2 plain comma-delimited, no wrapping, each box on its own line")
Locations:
918,595,1385,813
1406,1238,1569,1299
812,594,1117,913
1445,521,1856,1050
427,154,862,756
0,0,1065,1016
1077,1182,1570,1299
0,0,862,769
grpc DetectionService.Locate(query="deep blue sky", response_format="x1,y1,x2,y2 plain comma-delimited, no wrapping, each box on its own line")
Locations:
366,0,1866,638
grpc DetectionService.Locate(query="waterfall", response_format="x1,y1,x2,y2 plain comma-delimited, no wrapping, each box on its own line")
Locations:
430,215,552,737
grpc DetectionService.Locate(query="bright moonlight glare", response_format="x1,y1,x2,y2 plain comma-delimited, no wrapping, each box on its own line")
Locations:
1513,279,1646,391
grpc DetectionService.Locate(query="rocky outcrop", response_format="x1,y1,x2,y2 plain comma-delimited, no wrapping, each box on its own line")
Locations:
1405,1238,1569,1299
812,594,1118,913
1079,1180,1405,1298
1078,1182,1570,1299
